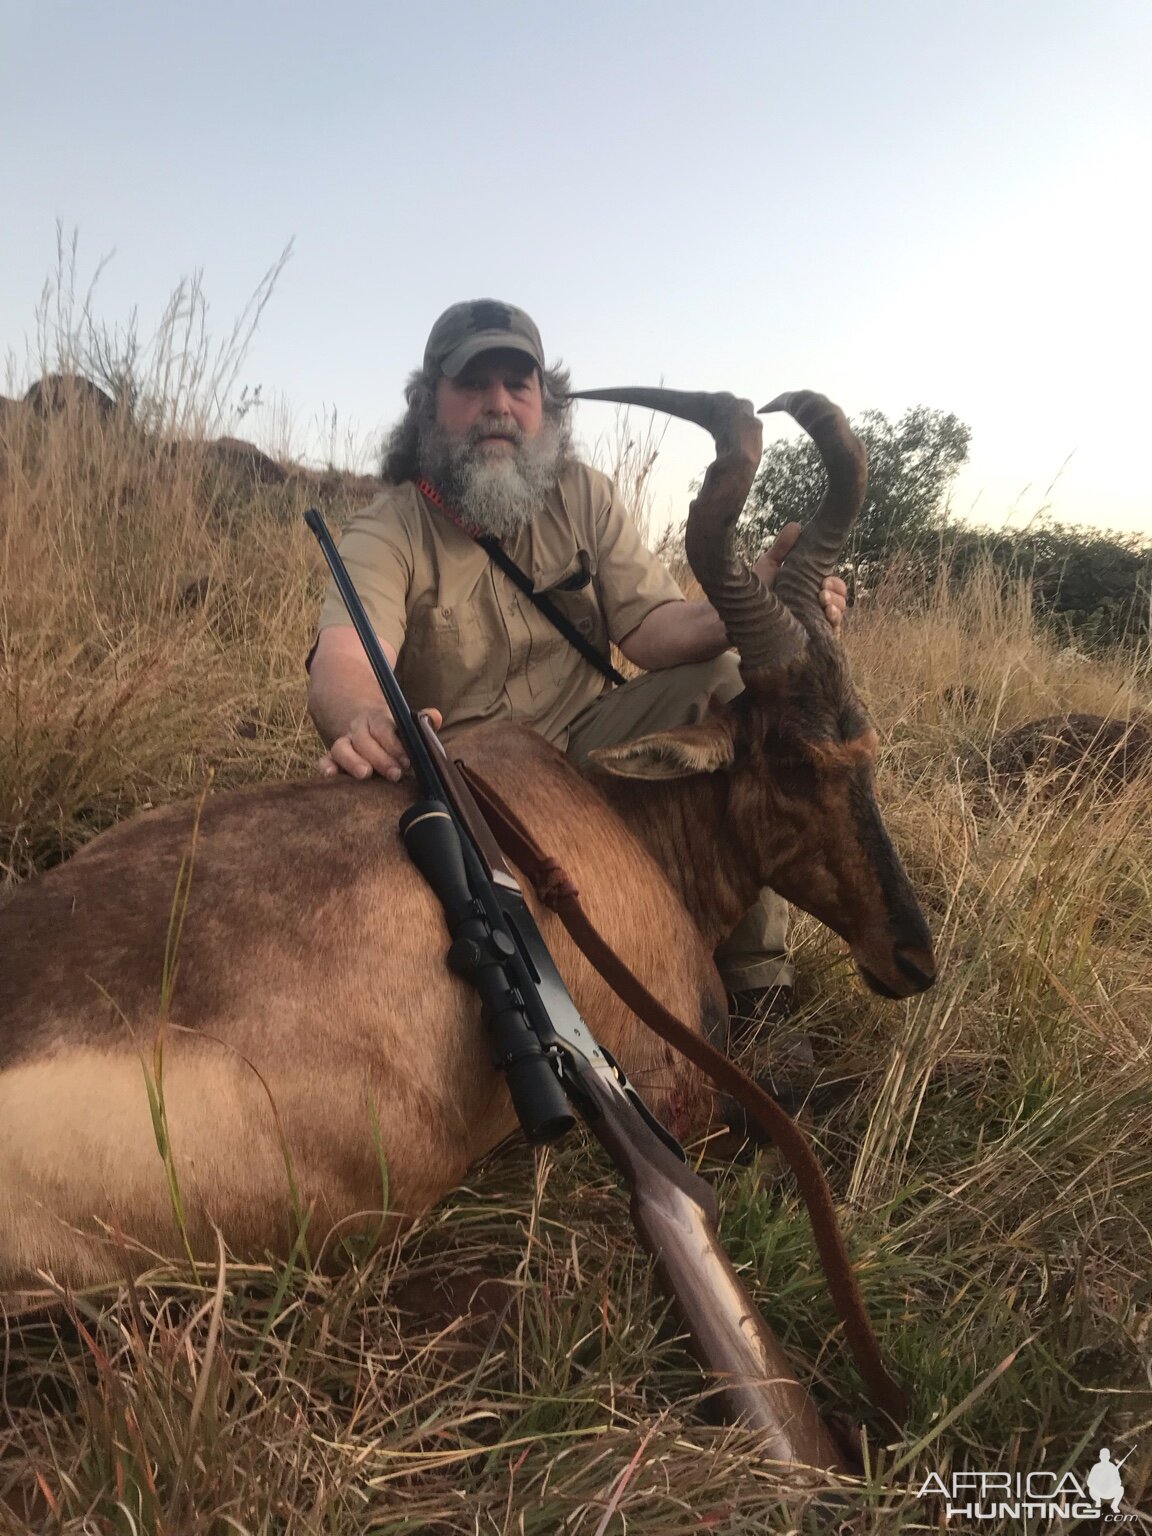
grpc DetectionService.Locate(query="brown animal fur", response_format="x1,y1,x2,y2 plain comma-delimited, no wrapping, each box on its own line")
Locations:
589,645,932,1000
0,727,720,1288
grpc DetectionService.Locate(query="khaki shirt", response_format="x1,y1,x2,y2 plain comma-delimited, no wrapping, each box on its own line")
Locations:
317,461,685,749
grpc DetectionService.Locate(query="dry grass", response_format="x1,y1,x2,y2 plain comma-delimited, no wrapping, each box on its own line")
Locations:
2,295,1151,1529
0,376,365,883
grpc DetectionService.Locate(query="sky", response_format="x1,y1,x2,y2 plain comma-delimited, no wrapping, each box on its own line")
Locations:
3,0,1150,539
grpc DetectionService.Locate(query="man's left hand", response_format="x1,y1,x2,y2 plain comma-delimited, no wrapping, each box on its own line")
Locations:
753,522,848,634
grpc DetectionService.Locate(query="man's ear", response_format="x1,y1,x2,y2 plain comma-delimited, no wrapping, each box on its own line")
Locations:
588,716,737,781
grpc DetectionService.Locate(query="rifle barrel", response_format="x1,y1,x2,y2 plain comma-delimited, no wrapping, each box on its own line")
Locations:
305,507,442,792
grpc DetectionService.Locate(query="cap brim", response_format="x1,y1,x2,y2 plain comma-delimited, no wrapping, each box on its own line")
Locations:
438,332,543,379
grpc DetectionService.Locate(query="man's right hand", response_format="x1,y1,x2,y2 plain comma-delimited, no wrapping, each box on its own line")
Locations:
308,625,444,782
319,705,444,781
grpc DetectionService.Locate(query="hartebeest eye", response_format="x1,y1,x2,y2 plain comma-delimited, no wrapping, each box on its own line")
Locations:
760,729,822,796
770,760,819,798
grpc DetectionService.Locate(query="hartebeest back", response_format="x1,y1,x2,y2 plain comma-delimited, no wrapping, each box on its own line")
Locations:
0,388,934,1290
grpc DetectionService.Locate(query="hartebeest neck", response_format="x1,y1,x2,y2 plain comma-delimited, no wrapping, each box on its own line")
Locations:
583,767,767,948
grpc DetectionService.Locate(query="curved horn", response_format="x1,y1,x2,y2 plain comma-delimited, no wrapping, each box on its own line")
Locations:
758,392,867,624
569,388,807,672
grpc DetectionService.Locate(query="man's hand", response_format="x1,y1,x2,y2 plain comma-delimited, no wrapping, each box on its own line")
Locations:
319,706,444,780
309,626,445,782
753,522,848,634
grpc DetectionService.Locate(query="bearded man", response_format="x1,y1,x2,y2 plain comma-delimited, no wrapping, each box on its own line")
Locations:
308,299,846,1032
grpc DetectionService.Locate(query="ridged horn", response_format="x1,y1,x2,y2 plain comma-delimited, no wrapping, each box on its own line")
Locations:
758,392,867,626
569,388,808,672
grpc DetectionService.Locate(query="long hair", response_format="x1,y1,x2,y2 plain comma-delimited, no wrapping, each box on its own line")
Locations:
380,361,573,484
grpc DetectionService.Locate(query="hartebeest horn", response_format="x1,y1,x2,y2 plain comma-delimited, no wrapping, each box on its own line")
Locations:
758,392,867,630
569,387,807,672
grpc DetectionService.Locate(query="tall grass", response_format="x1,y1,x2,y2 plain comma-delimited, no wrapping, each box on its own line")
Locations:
0,254,364,881
2,286,1151,1530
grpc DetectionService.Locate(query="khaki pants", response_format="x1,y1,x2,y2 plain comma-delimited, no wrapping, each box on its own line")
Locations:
564,652,793,992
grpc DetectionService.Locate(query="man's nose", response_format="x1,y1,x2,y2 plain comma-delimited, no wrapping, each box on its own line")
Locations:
480,381,515,416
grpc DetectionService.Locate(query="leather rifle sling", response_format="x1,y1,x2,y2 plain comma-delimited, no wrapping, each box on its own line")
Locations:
457,758,908,1430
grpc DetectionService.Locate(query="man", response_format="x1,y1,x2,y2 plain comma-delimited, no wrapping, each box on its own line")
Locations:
308,299,847,1029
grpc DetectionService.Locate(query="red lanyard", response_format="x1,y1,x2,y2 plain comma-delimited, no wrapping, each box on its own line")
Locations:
414,476,488,541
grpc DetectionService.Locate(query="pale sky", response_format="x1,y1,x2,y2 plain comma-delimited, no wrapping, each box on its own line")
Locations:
3,0,1150,538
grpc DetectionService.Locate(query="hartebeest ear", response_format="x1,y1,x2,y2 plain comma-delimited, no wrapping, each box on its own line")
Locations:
589,716,737,781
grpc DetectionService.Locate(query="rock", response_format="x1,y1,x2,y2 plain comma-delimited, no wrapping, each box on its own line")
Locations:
983,713,1152,796
177,576,213,611
199,436,288,486
23,373,117,417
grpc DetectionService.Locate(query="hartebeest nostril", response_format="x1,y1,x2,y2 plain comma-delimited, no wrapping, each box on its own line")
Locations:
894,947,936,991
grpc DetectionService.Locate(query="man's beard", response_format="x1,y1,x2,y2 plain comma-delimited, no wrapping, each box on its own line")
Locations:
417,413,569,540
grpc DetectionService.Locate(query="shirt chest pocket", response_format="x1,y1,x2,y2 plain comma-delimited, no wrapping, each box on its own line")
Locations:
396,603,496,720
534,549,610,683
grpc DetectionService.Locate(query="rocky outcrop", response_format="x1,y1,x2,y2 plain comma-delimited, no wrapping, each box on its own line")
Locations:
2,372,381,513
23,373,118,417
198,436,289,486
980,714,1152,797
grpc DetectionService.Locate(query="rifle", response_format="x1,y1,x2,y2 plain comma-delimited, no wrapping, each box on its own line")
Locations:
306,507,849,1473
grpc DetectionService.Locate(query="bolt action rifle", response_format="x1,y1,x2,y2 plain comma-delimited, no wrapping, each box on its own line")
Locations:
307,507,852,1474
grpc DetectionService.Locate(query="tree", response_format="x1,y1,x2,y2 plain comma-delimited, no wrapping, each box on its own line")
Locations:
941,520,1152,648
667,399,1148,649
741,405,971,576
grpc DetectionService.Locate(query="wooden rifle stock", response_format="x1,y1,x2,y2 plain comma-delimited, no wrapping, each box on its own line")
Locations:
579,1067,847,1471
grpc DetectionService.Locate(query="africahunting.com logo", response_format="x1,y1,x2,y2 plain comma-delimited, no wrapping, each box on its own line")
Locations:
916,1445,1135,1522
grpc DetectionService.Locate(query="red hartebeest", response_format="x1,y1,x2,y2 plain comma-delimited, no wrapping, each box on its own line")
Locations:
0,388,934,1289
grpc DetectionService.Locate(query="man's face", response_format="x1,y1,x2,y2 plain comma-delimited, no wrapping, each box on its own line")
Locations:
419,348,564,539
435,351,544,448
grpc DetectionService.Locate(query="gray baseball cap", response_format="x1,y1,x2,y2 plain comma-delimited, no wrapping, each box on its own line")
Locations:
423,299,545,378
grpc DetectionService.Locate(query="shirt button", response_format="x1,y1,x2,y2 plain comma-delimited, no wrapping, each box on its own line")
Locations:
440,606,452,618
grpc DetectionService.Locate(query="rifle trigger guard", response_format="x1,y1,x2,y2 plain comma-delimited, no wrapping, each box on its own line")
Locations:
594,1046,688,1164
